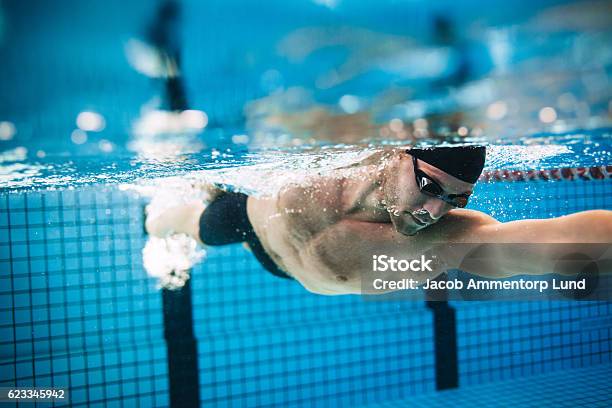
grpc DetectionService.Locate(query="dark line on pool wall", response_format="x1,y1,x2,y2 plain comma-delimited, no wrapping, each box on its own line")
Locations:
425,276,459,391
148,1,201,406
162,280,200,407
426,301,459,390
148,0,189,112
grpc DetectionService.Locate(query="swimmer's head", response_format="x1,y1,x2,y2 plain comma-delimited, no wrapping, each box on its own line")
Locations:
407,145,486,184
382,145,486,236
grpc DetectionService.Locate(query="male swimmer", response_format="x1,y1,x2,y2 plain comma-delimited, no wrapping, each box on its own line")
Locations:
146,146,612,295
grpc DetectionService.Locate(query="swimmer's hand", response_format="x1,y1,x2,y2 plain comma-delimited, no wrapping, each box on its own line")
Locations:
145,201,205,242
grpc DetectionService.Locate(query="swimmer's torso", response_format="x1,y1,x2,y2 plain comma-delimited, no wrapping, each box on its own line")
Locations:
247,165,397,294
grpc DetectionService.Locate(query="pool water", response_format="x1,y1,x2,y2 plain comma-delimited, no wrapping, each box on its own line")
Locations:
1,125,611,407
1,0,611,406
1,166,610,407
1,127,610,194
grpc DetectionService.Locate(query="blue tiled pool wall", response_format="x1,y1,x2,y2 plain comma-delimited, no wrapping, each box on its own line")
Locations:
192,179,612,406
360,364,612,408
453,178,612,387
0,189,168,407
193,243,435,408
0,177,610,407
455,301,611,387
468,176,612,221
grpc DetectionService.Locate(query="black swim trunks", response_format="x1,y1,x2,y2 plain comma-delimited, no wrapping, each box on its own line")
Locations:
198,192,293,280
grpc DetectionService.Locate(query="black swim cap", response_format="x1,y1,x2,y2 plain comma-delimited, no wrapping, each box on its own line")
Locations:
407,145,486,184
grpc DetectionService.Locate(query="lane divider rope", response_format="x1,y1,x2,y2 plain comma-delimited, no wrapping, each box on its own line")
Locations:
479,165,612,182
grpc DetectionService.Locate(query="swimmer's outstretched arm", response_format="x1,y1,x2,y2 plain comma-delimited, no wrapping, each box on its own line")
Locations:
427,209,612,279
423,209,612,247
450,209,612,245
310,210,611,293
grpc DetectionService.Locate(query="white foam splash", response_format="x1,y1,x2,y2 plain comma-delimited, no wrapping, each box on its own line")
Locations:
128,145,383,199
485,144,573,170
138,179,215,289
142,234,205,290
124,39,168,78
0,146,28,162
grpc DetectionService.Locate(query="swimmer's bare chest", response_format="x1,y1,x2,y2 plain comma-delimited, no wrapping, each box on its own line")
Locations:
247,176,392,293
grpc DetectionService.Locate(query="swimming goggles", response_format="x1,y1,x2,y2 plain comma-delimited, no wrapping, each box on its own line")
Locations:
411,155,470,208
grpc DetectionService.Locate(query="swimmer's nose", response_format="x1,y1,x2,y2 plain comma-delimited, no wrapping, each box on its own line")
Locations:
423,198,450,220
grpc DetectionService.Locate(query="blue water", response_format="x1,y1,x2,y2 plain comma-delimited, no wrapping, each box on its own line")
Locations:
2,168,610,407
1,0,611,195
1,1,611,407
0,127,610,193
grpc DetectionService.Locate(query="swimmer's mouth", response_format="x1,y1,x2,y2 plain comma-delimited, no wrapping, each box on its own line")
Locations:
409,213,428,227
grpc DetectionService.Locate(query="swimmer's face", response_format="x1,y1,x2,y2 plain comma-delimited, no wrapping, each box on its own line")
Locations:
383,151,476,236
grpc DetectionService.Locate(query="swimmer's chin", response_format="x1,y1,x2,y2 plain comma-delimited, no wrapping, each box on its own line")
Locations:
399,221,438,236
390,216,428,236
398,226,423,237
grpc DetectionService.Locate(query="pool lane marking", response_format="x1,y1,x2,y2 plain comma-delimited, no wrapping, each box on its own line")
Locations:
480,166,612,182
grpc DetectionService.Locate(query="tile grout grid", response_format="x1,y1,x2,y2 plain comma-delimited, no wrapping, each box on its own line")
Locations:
0,178,610,406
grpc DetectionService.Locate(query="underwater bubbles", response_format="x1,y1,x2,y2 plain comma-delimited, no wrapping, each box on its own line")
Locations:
0,121,16,140
339,95,361,114
76,111,106,132
487,101,508,121
539,107,557,123
70,129,88,145
179,110,208,130
457,126,469,136
99,140,114,153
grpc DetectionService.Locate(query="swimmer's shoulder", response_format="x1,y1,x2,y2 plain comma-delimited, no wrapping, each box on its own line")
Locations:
421,209,498,243
277,178,344,212
441,209,497,225
334,148,397,169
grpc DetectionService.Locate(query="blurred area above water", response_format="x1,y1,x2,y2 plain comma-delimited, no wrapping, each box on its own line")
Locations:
0,0,611,162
